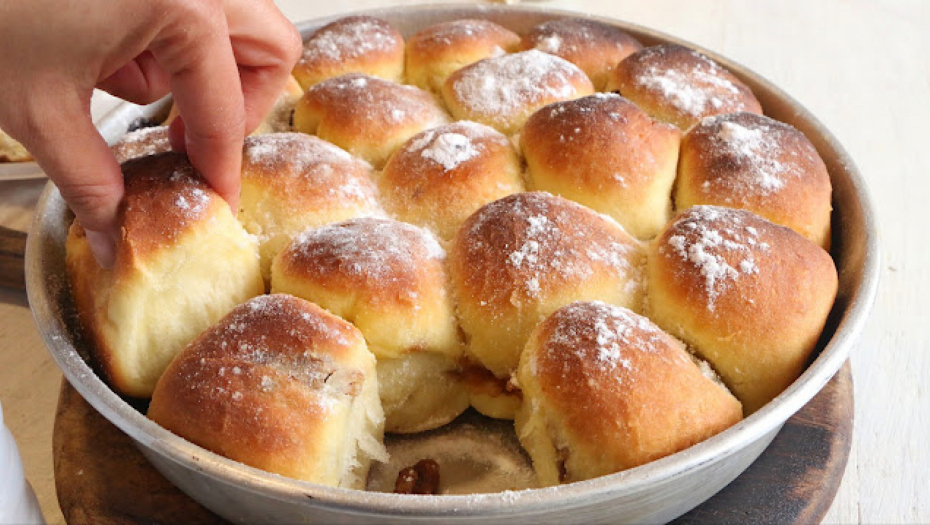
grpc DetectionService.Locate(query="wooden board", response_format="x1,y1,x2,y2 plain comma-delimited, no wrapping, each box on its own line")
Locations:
54,363,853,525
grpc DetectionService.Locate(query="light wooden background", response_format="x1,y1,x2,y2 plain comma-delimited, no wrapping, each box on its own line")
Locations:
1,0,926,523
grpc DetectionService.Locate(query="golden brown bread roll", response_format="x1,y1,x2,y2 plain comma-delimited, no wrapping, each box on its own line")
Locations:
406,19,521,96
66,153,264,398
607,44,763,130
646,205,838,414
239,133,382,282
378,120,525,240
521,93,681,240
520,18,643,91
292,16,404,91
148,294,387,488
271,218,468,433
516,301,743,485
110,126,170,163
441,50,595,135
448,192,646,417
293,73,450,168
676,112,833,248
0,126,32,162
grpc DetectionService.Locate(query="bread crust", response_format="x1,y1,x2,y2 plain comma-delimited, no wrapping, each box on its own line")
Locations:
293,16,404,91
149,294,385,488
520,18,643,90
646,206,837,413
66,153,264,397
607,44,762,130
379,120,524,240
677,112,833,248
406,19,521,95
442,50,594,135
517,301,742,485
522,93,681,239
449,192,645,380
293,73,450,168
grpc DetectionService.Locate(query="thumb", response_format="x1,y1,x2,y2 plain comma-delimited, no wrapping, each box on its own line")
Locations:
21,93,123,268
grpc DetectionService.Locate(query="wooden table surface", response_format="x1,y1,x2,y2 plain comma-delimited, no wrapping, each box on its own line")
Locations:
0,1,926,523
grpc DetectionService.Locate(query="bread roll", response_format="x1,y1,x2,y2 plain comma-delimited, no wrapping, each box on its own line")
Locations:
520,18,643,91
646,205,838,413
239,133,382,282
379,120,524,240
677,112,833,248
66,153,264,398
0,126,32,162
607,44,762,130
271,218,468,433
516,301,742,485
448,192,645,416
148,294,387,488
521,93,681,239
292,16,404,91
110,126,170,163
406,19,521,96
442,50,594,135
293,73,450,168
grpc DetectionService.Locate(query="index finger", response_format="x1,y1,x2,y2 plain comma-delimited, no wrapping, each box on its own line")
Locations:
150,2,246,210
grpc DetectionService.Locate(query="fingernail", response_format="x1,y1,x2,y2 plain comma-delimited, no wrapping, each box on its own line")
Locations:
85,229,116,269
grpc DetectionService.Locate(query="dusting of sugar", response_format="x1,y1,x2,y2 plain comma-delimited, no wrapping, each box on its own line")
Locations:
302,18,399,63
419,132,480,171
468,193,640,299
289,218,445,282
451,50,585,123
413,19,505,48
662,206,767,311
546,302,669,382
536,34,563,53
309,74,448,133
242,133,379,207
695,116,809,196
634,47,744,117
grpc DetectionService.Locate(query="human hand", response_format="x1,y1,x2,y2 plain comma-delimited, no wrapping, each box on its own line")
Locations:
0,0,302,267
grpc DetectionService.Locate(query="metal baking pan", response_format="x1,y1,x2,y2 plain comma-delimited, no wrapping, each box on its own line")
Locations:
26,4,880,524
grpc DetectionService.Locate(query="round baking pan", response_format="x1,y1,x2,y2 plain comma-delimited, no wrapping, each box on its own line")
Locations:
26,4,880,524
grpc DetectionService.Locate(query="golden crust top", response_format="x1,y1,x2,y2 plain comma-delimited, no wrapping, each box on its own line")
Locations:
677,112,832,247
379,120,524,240
520,301,742,478
521,93,680,203
406,19,521,93
275,218,447,308
242,133,378,211
450,192,642,309
294,73,450,167
297,74,448,132
408,18,520,56
116,152,226,261
442,50,594,135
609,44,762,130
148,294,374,482
520,18,643,90
293,16,404,90
651,205,836,319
